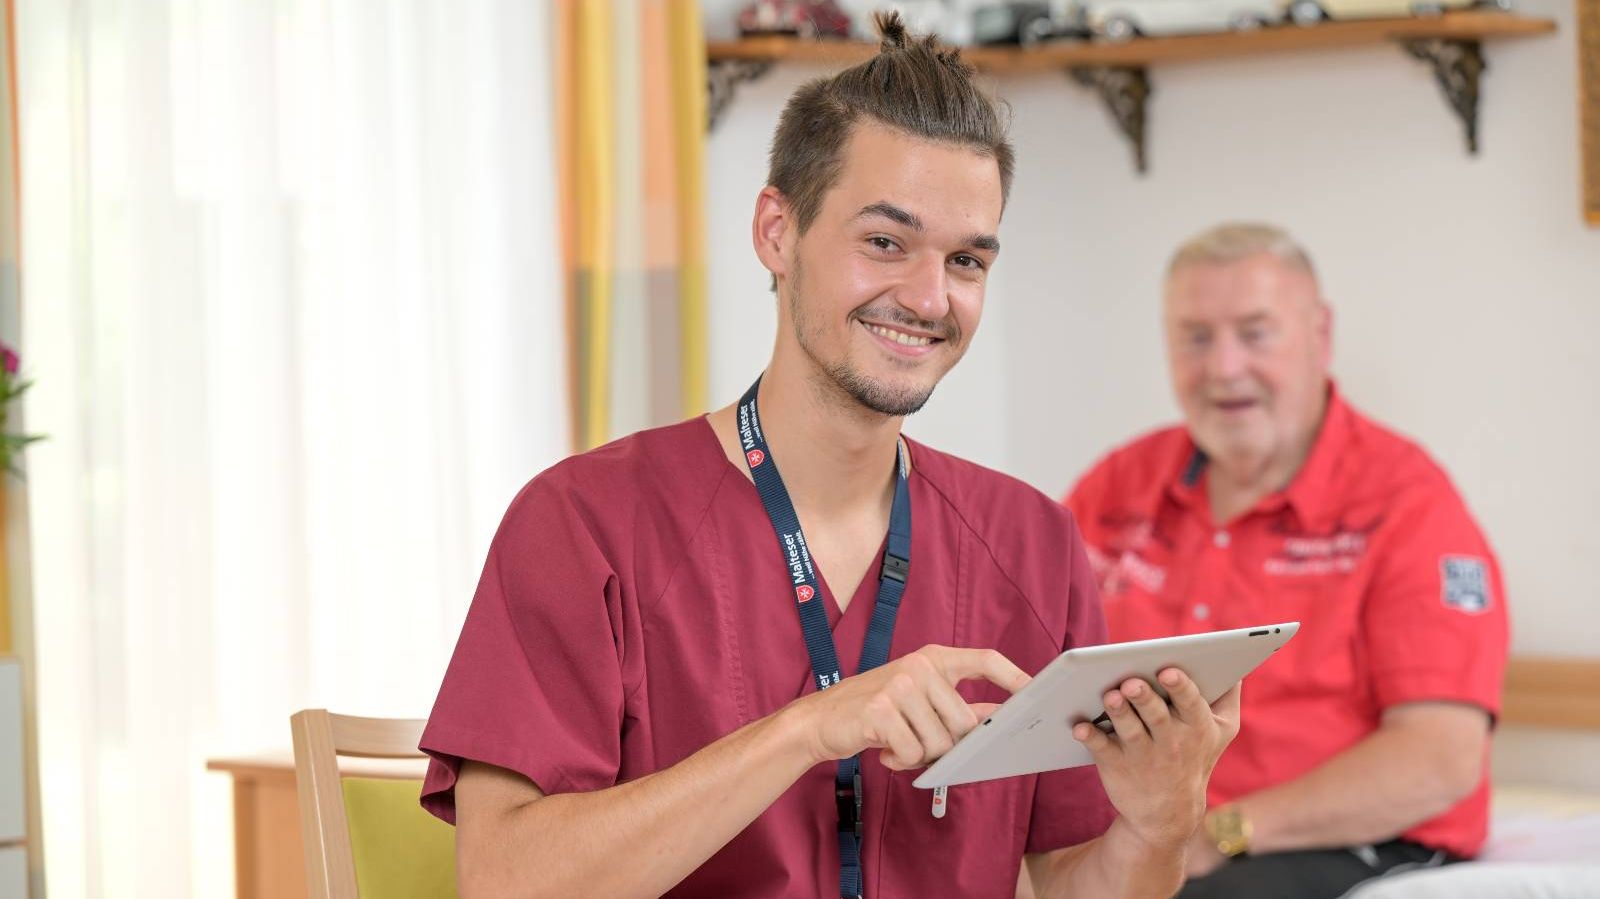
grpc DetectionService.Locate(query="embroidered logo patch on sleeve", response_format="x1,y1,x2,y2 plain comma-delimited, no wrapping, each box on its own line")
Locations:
1440,556,1492,614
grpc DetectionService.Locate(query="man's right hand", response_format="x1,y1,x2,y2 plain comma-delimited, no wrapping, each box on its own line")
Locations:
459,649,1015,899
784,644,1033,770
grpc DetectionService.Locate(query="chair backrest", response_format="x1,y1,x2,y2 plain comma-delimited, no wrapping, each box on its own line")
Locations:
290,709,457,899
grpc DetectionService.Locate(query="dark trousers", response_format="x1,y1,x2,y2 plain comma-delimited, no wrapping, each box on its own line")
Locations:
1176,839,1457,899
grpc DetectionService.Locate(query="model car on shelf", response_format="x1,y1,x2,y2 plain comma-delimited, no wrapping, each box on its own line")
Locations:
738,0,855,38
1077,0,1283,40
972,1,1091,45
839,1,983,45
1283,0,1507,25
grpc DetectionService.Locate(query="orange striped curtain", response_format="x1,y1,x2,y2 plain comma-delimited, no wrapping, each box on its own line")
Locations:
0,0,20,655
557,0,709,450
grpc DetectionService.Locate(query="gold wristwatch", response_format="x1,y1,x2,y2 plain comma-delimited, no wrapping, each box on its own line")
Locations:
1203,805,1252,858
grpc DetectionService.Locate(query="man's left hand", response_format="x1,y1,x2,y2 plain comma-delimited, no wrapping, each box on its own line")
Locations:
1072,669,1241,851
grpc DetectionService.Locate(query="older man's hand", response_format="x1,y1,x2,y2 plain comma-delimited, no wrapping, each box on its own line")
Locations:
1073,670,1241,852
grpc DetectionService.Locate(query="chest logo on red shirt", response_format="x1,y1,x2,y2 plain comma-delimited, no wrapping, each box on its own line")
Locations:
746,449,766,468
1084,515,1168,599
1263,521,1376,577
795,584,816,602
1085,544,1168,598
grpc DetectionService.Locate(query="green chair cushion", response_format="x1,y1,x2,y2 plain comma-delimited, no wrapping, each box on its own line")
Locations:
341,777,458,898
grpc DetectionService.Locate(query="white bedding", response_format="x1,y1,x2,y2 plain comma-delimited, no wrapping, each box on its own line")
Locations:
1481,786,1600,864
1346,786,1600,898
1347,864,1600,899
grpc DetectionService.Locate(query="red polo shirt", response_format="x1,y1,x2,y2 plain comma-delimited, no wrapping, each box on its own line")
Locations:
1065,385,1507,858
422,417,1114,898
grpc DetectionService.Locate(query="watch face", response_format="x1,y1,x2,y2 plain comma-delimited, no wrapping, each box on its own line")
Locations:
1207,807,1250,856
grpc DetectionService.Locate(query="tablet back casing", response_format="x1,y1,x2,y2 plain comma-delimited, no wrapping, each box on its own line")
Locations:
912,622,1299,789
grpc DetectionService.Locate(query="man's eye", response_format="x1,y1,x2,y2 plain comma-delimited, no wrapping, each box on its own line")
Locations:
950,255,984,270
869,237,898,252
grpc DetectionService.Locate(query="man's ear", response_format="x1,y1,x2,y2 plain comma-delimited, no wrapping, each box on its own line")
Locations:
1314,298,1334,370
752,186,793,284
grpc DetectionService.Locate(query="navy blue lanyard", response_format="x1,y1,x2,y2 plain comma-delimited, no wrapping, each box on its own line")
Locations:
737,376,911,899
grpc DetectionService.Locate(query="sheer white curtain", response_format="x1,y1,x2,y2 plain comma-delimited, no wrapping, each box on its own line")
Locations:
17,1,567,895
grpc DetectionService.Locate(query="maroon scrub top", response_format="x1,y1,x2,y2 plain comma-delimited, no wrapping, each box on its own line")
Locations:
421,417,1114,898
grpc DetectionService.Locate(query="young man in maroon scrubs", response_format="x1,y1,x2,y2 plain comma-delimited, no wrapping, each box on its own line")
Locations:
420,17,1239,898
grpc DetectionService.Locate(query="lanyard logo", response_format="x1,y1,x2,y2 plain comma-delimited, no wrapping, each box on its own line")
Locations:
796,584,816,602
746,448,766,468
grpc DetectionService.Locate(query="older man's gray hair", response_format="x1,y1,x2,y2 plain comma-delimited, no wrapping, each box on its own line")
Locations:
1166,222,1317,282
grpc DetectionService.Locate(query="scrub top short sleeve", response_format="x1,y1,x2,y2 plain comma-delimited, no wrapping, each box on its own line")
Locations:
420,476,628,824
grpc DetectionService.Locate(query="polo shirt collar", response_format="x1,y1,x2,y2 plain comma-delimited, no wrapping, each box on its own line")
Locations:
1281,380,1351,528
1166,380,1349,527
1167,443,1207,509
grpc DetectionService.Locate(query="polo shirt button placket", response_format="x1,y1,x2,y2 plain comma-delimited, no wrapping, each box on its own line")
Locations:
1190,532,1226,627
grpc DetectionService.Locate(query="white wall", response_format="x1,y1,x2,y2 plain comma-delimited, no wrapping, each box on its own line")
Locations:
996,16,1600,664
704,0,1600,661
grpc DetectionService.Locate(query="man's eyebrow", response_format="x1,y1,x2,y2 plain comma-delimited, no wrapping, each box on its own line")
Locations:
854,202,923,232
854,202,1000,254
964,233,1000,253
1175,311,1272,329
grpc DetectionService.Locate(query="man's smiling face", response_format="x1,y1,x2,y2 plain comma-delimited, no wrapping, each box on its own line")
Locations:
768,122,1004,417
1163,252,1331,473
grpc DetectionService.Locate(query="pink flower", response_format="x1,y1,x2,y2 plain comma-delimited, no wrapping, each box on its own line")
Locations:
1,346,16,375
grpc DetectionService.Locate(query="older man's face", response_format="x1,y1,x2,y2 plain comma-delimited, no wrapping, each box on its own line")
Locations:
1163,253,1330,474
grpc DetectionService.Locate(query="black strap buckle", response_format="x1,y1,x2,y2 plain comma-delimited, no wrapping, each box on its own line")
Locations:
881,552,910,583
835,772,864,838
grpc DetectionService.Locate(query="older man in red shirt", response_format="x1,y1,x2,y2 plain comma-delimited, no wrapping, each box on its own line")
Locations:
1066,223,1508,899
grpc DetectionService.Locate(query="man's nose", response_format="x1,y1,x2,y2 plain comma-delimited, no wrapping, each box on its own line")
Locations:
1205,333,1249,381
897,253,951,324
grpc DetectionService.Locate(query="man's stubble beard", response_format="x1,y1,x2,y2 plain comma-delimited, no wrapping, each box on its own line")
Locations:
787,256,941,418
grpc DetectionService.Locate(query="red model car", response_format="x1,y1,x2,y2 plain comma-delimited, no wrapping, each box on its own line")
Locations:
738,0,854,38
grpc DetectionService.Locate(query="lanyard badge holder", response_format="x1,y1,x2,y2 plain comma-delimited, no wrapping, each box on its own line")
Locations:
738,377,911,899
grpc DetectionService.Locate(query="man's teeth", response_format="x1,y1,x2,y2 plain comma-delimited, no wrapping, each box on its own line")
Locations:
865,323,933,347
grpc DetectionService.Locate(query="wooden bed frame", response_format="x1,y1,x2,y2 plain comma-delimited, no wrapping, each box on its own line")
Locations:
1501,656,1600,730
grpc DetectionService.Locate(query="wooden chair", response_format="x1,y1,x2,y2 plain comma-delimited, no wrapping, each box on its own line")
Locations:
289,710,457,899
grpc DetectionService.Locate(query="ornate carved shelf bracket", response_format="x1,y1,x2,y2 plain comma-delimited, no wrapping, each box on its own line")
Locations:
708,60,775,132
1402,38,1486,154
1069,66,1153,174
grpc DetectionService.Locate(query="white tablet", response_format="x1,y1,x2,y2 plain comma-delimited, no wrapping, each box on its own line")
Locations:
912,622,1299,789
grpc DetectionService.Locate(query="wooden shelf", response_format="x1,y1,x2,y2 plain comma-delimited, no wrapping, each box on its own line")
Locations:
709,11,1554,70
707,11,1557,171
